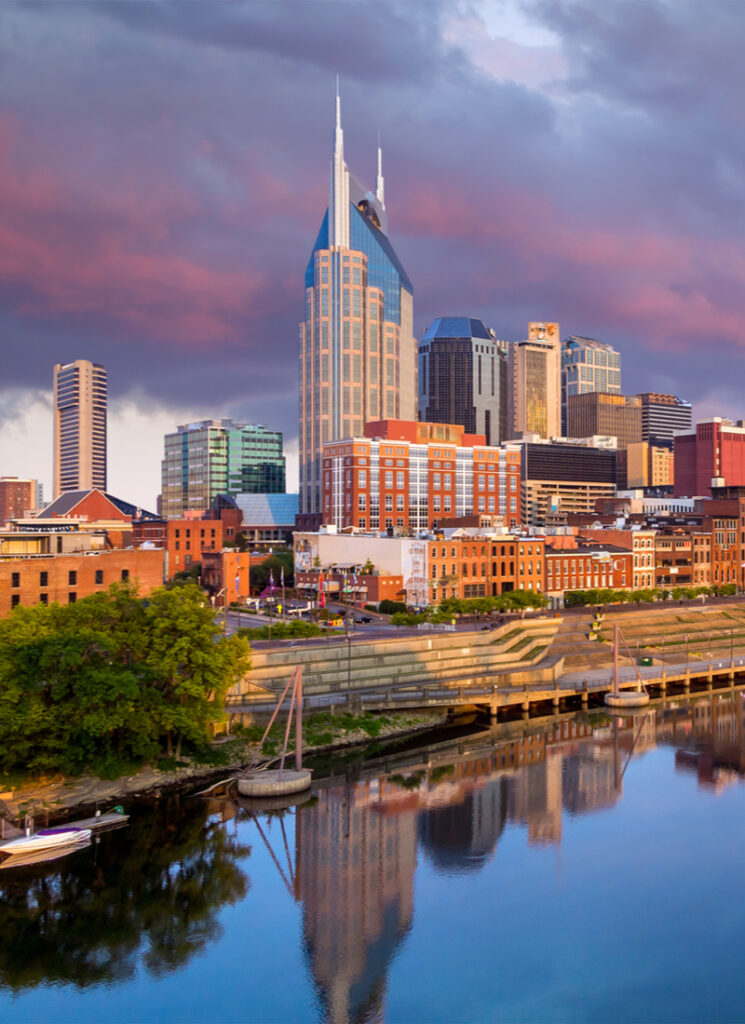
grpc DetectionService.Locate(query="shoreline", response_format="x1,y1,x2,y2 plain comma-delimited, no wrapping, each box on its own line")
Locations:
0,710,448,826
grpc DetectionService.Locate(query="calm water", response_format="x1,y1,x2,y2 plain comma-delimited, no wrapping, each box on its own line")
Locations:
3,697,745,1023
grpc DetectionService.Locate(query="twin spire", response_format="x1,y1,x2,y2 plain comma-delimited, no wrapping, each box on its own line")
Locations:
328,81,385,249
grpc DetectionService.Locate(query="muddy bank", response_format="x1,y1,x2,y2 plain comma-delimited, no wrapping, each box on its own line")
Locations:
0,710,448,825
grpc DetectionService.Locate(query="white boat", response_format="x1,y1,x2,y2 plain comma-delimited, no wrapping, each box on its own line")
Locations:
0,826,93,856
0,834,92,868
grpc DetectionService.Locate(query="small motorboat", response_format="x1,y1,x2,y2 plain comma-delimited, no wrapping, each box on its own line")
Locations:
0,833,92,869
0,826,93,856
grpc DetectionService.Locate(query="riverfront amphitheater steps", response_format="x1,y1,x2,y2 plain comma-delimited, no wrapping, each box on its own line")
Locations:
231,619,561,700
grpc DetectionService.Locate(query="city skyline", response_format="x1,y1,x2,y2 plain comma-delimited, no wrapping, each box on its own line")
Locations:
2,1,744,508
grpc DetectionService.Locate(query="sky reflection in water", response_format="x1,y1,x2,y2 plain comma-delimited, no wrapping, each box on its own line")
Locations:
2,696,745,1023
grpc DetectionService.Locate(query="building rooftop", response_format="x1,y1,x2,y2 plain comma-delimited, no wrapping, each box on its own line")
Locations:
40,490,158,520
233,493,298,525
422,317,493,342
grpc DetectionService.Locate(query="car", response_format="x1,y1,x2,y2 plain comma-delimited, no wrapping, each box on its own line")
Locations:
355,615,372,623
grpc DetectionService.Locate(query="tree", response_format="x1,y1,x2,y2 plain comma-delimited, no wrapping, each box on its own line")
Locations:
0,583,251,774
252,551,294,592
141,585,250,758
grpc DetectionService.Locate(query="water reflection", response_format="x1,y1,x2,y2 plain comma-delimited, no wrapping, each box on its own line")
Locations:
292,695,745,1022
4,693,745,1021
0,794,250,993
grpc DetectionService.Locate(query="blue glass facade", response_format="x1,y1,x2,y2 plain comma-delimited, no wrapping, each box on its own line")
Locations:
305,204,412,325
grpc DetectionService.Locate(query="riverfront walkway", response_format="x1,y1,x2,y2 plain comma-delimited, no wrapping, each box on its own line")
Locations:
226,601,745,721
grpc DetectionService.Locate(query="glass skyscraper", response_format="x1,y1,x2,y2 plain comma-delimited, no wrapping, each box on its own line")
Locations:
299,92,416,516
161,419,285,518
418,317,509,445
561,335,621,434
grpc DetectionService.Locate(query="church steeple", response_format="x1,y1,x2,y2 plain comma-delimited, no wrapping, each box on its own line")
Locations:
328,77,350,249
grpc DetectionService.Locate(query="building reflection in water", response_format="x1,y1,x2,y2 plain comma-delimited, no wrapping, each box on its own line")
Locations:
292,695,745,1022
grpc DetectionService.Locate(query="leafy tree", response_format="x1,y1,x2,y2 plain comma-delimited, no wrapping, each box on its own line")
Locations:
166,562,202,589
252,551,294,592
0,583,250,775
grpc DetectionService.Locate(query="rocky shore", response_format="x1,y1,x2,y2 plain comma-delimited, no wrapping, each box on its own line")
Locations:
0,710,448,824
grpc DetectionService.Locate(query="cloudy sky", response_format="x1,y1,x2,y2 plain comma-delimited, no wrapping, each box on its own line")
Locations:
2,0,745,508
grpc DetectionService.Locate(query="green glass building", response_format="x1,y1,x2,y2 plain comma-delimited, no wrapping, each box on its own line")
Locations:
161,419,285,518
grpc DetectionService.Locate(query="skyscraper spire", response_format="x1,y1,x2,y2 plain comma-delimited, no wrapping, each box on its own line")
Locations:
329,75,350,249
376,131,385,208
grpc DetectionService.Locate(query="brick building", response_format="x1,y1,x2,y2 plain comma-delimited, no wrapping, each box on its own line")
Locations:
0,548,164,617
0,477,40,524
322,419,521,532
674,419,745,497
545,543,633,598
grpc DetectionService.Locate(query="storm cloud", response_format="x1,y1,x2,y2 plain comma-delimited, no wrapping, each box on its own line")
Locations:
1,0,744,503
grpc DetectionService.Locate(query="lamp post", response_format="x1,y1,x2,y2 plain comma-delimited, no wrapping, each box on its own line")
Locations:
345,614,351,707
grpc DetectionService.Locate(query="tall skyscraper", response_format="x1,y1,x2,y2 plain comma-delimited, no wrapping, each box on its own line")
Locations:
161,419,285,518
510,322,561,440
418,317,509,445
53,360,107,499
561,335,621,433
634,392,692,448
299,91,416,517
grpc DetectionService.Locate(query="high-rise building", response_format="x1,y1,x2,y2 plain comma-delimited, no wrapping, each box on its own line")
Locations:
510,322,561,440
299,91,416,518
634,392,692,448
565,392,642,450
53,360,107,499
161,419,285,518
561,336,621,433
418,317,509,445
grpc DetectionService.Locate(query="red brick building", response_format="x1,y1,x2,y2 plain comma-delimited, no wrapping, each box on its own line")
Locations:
0,477,39,524
674,419,745,497
0,548,164,617
322,420,521,532
545,542,633,597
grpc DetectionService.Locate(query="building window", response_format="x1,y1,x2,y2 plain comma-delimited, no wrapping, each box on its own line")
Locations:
95,570,104,585
11,572,19,588
68,570,77,586
11,594,19,608
40,571,48,587
121,569,130,581
396,472,405,489
40,593,48,605
68,592,76,604
385,494,393,511
358,494,367,511
385,471,393,487
397,494,405,511
358,470,367,488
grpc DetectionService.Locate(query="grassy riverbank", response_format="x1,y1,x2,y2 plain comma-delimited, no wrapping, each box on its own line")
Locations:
0,709,447,824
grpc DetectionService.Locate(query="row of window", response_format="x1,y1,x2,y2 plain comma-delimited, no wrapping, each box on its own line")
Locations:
9,569,130,588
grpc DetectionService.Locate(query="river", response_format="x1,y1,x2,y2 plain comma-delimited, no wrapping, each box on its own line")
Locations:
2,694,745,1023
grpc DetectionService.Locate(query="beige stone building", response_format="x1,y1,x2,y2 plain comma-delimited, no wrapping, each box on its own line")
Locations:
53,359,107,498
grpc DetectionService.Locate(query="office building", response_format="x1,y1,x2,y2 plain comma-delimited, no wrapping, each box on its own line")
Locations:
418,317,509,445
519,438,617,526
674,418,745,497
561,336,621,432
321,419,521,532
635,393,692,448
616,442,674,489
0,477,42,524
161,420,285,518
53,360,107,498
511,322,561,439
299,92,416,518
565,392,642,450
